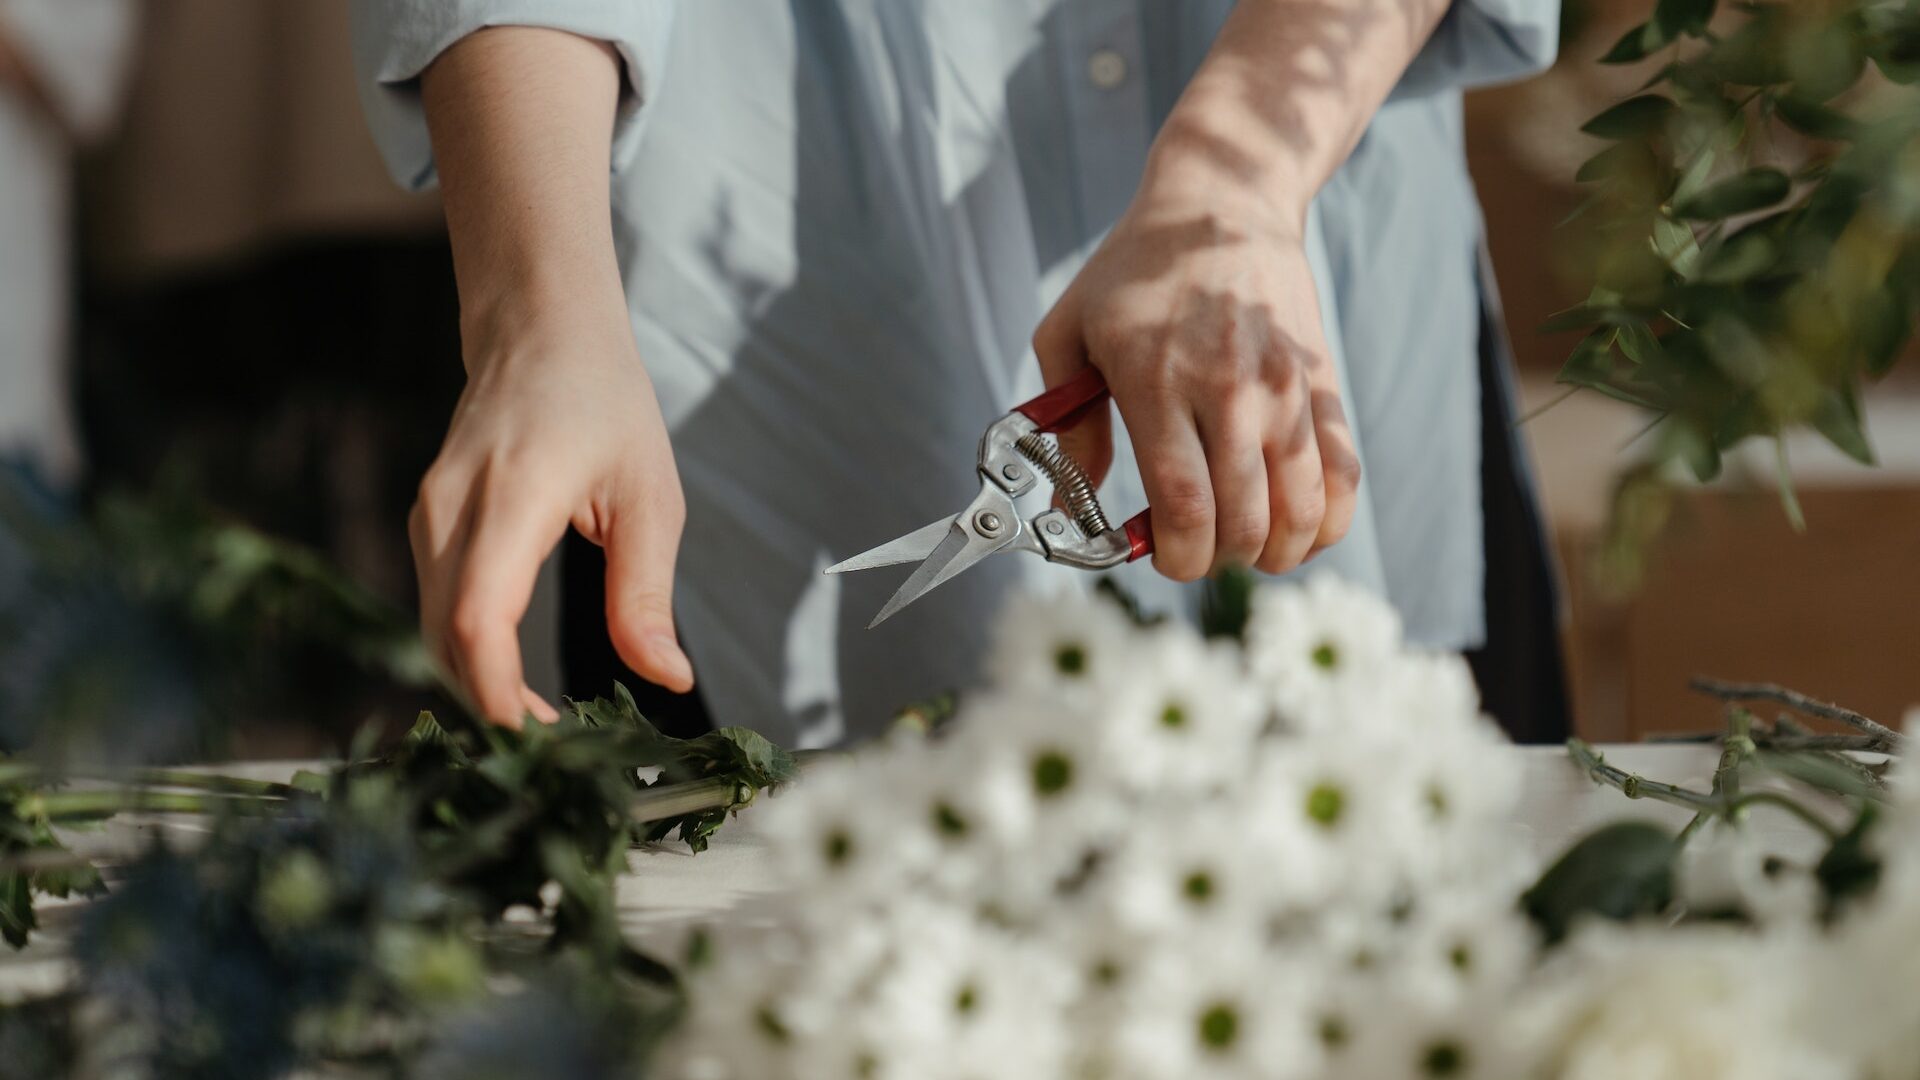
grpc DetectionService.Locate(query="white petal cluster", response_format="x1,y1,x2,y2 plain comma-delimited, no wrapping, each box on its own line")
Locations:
659,577,1920,1079
661,579,1534,1080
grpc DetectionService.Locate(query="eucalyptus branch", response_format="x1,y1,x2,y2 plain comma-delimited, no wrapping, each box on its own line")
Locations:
1688,678,1905,751
1726,791,1843,841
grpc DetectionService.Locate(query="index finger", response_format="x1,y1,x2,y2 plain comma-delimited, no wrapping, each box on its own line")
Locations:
446,475,569,727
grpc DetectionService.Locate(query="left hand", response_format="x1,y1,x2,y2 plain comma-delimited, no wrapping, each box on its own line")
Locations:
1032,158,1361,582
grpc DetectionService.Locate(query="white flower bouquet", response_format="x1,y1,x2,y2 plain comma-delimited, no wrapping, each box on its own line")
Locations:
663,578,1920,1080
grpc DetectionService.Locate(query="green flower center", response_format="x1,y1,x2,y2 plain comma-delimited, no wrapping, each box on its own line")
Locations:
1054,643,1088,675
824,830,853,866
1426,785,1450,819
1306,783,1345,827
1449,943,1473,972
955,984,978,1015
1319,1015,1349,1050
1423,1040,1466,1077
1198,1003,1240,1052
1032,751,1073,796
933,802,969,838
1311,641,1339,670
1183,871,1215,903
1160,702,1188,729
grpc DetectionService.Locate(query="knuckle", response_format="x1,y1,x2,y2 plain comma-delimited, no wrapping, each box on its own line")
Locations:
1216,507,1269,556
1149,473,1214,534
1326,451,1363,494
1278,484,1328,537
1154,551,1212,584
445,602,493,654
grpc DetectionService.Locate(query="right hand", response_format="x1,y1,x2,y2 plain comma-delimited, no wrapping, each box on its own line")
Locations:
411,298,693,728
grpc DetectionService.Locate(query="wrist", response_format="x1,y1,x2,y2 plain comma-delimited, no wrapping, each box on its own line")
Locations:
1137,115,1314,238
456,263,634,376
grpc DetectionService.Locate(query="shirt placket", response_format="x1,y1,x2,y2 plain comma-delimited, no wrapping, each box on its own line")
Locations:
1052,0,1152,239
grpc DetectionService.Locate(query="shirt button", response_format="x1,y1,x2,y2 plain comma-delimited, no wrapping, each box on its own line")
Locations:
1087,48,1128,90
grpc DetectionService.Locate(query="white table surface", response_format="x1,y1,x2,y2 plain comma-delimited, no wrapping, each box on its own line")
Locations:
0,744,1832,1002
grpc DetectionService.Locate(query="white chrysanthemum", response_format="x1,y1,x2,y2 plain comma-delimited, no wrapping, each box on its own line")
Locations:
1104,934,1321,1080
981,588,1146,703
1532,925,1851,1080
1339,984,1531,1080
1096,627,1267,794
751,753,923,902
1246,736,1426,905
1243,574,1403,731
1676,821,1821,925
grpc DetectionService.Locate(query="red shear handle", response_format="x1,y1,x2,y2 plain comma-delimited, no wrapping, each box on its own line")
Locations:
1016,365,1111,434
1122,509,1153,562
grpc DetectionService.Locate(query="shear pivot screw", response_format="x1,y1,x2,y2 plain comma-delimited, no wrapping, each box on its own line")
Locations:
1002,464,1024,482
1045,520,1065,536
973,510,1005,537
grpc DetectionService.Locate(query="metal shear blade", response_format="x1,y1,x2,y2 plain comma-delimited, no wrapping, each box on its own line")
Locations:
829,487,1031,627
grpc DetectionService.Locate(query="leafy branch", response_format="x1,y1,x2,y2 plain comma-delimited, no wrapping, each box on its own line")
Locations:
1553,0,1920,572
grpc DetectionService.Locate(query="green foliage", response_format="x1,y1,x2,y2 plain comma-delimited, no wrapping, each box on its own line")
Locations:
1522,822,1678,943
1558,0,1920,557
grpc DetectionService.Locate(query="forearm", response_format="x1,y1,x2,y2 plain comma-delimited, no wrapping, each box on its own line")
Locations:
1145,0,1453,227
420,26,629,364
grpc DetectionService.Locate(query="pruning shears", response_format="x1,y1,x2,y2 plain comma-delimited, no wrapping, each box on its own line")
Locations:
827,366,1155,627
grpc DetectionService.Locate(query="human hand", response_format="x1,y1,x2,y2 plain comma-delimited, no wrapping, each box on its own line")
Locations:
1031,158,1360,582
410,297,692,728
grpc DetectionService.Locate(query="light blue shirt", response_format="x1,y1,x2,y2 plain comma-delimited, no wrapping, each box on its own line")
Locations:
352,0,1558,746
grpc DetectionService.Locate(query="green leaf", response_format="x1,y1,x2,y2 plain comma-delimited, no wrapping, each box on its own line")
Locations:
1582,95,1679,139
1617,321,1664,365
1773,96,1859,140
1816,804,1882,914
1698,227,1780,284
1671,167,1792,219
1809,385,1876,465
1601,22,1662,64
1652,215,1703,277
1523,822,1678,945
1654,0,1717,39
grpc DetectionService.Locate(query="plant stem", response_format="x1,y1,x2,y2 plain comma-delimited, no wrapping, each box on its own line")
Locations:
1567,739,1723,811
1689,677,1904,750
25,789,281,822
1727,791,1842,840
629,778,743,825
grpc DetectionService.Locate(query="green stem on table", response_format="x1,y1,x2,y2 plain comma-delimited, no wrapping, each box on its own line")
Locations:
0,764,302,798
1567,739,1844,844
1568,739,1724,811
23,789,283,822
630,777,745,825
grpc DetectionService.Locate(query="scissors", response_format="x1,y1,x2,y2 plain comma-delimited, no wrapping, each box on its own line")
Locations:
827,365,1154,627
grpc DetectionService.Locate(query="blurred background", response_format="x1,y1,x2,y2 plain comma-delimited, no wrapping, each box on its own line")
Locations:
1,0,1913,757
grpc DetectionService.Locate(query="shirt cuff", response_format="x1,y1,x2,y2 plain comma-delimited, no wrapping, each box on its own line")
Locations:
1394,0,1559,100
0,0,137,139
350,0,677,191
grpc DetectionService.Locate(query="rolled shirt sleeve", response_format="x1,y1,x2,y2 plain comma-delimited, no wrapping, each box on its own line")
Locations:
0,0,138,140
1394,0,1559,99
350,0,677,191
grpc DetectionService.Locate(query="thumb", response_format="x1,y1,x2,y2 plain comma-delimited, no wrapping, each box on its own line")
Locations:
601,492,695,694
1032,296,1114,490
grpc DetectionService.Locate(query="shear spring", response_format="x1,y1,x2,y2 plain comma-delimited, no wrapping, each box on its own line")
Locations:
1015,432,1111,537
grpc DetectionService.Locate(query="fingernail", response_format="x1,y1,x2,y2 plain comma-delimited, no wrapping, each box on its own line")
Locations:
648,633,695,688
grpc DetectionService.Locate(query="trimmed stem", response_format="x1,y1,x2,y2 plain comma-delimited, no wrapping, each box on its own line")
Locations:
1569,739,1847,842
1567,739,1723,811
27,789,280,821
630,778,744,824
1689,677,1904,750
